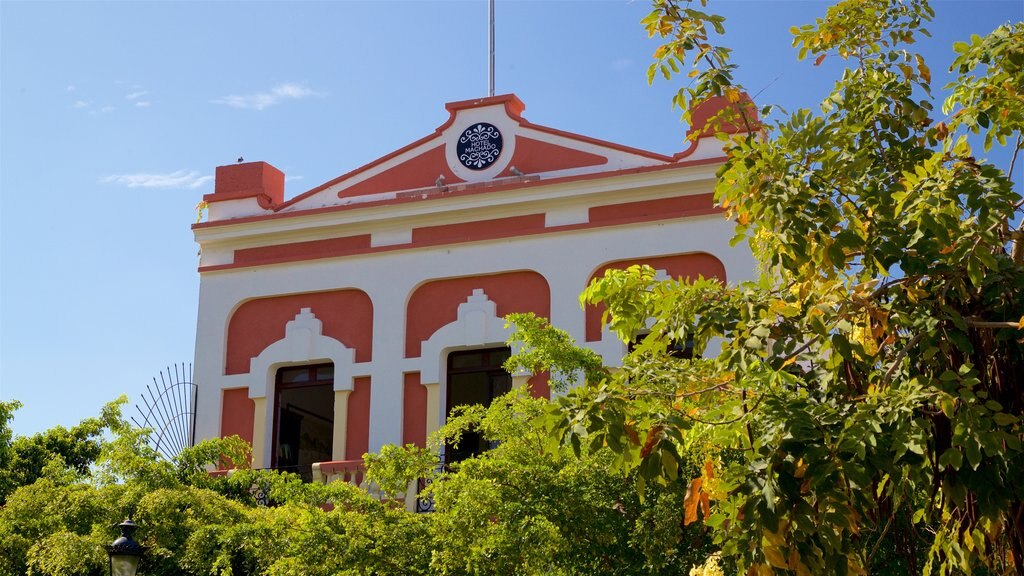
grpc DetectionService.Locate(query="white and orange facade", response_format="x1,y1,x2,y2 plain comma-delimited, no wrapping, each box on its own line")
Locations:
191,93,757,475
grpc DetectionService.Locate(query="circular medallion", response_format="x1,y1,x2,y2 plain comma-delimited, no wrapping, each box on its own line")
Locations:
456,123,503,170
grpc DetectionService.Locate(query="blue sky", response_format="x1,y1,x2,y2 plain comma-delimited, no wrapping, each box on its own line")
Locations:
2,0,1021,437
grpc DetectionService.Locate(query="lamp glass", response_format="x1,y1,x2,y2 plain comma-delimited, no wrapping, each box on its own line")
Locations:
110,554,140,576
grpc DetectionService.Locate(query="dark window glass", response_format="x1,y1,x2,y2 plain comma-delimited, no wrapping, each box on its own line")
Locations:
273,364,333,482
445,348,511,464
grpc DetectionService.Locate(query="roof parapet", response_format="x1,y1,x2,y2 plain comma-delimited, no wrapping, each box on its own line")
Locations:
204,161,284,220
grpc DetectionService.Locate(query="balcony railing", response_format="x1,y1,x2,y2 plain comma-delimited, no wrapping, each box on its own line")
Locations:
211,453,476,513
312,459,422,512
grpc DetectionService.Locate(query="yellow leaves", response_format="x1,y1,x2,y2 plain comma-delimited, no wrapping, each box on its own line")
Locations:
915,53,931,84
850,322,878,358
725,87,741,104
736,211,750,226
194,200,209,223
769,298,801,318
746,564,773,576
757,522,814,575
1018,315,1024,329
654,45,668,59
904,284,928,304
762,546,788,570
792,556,812,576
640,425,664,458
793,457,808,479
683,477,703,525
683,459,715,525
688,554,726,576
790,280,812,301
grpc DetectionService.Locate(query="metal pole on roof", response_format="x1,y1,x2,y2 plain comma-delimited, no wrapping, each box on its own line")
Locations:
488,0,495,96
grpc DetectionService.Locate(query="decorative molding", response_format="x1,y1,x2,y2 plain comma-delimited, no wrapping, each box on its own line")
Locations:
416,288,530,437
444,107,519,183
247,308,357,398
419,289,526,385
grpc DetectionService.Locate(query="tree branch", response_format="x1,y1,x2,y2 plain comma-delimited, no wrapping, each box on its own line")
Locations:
965,318,1021,330
881,333,923,387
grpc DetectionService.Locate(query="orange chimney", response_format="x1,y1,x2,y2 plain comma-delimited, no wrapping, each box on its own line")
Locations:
204,161,284,209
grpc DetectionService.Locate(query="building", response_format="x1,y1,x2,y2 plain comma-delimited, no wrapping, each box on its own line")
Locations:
191,93,757,479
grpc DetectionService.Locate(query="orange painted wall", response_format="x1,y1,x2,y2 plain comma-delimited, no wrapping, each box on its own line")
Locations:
405,271,550,358
340,145,463,198
346,377,371,459
498,136,607,176
402,372,427,448
584,253,727,342
208,194,719,273
233,234,371,266
528,372,551,400
588,193,717,225
220,387,255,446
225,289,373,375
411,214,546,245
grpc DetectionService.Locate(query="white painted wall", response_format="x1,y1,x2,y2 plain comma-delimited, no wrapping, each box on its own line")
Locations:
192,206,755,457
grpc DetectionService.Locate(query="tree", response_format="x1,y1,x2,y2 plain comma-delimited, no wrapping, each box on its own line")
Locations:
427,389,714,575
0,399,435,576
512,0,1023,574
0,400,120,505
4,2,1019,574
1,393,714,575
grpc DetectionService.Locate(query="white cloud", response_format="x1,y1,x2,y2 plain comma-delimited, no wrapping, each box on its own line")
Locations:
99,106,115,113
125,90,148,100
102,171,214,190
211,83,323,111
67,85,76,92
610,57,632,71
285,175,304,182
135,101,151,108
73,100,90,109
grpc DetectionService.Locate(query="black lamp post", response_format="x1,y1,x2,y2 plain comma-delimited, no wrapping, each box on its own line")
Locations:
107,519,144,576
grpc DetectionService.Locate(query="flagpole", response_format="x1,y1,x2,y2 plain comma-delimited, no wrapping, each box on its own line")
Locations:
488,0,495,96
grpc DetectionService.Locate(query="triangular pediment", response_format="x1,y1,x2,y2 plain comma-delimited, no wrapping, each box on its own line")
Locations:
278,94,679,212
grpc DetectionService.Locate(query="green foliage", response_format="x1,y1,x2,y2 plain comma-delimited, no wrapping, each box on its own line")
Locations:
944,23,1024,152
510,1,1024,574
428,389,714,575
1,390,716,575
3,4,1019,575
363,444,437,501
505,312,609,392
0,400,436,576
0,399,108,504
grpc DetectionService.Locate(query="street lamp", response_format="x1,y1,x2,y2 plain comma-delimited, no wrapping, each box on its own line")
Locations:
107,519,144,576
